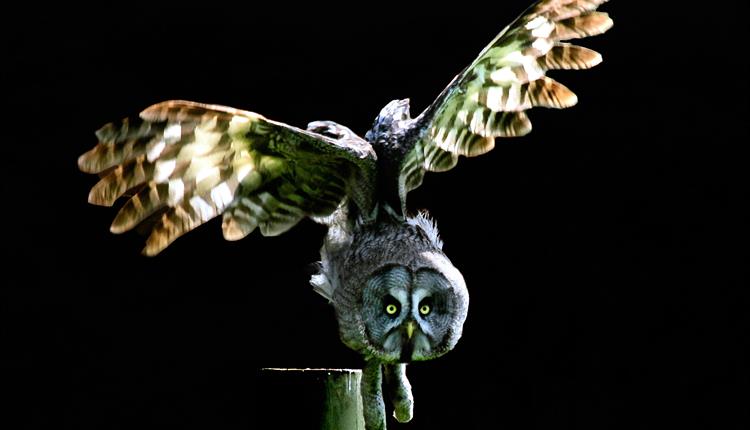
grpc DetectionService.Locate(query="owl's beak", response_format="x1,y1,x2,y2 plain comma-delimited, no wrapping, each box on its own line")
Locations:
399,321,417,363
405,321,416,340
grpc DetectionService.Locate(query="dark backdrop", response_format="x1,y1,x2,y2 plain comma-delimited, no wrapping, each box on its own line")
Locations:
4,2,747,429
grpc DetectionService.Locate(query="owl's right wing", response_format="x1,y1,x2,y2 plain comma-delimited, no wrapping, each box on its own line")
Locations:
78,100,376,256
401,0,612,192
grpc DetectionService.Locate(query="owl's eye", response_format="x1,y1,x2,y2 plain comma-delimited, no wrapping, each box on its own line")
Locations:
419,304,431,316
418,297,433,316
383,294,401,317
385,303,399,316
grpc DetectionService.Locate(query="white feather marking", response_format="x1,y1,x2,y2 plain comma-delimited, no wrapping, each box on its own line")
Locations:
146,139,166,162
167,179,184,205
490,67,517,84
443,128,458,149
470,110,485,134
531,20,555,38
525,15,547,30
153,159,176,183
432,127,445,142
502,50,527,65
457,109,469,124
486,87,504,111
506,84,522,111
193,127,221,154
164,123,182,142
235,162,254,183
532,37,554,55
210,182,234,209
177,142,211,162
195,166,220,185
191,141,215,157
184,152,224,179
228,115,251,133
190,196,215,221
524,61,546,82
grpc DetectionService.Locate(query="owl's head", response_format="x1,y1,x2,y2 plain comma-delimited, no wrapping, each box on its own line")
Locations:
330,213,469,363
364,98,412,144
358,260,467,363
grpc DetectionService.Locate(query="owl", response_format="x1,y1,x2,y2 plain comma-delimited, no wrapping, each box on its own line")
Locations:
77,1,612,428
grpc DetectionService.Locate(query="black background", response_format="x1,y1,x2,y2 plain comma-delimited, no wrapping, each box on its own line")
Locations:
3,2,747,429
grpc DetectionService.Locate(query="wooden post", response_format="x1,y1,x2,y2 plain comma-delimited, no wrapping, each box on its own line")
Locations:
259,368,365,430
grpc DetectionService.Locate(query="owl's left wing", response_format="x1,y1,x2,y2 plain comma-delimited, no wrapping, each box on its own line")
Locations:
79,100,376,255
402,0,612,192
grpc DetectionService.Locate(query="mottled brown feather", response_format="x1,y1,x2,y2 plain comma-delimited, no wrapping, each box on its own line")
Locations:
539,43,602,70
402,0,611,192
80,100,376,255
553,12,613,40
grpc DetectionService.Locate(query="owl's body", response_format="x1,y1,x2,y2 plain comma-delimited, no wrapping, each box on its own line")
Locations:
316,208,468,363
78,1,612,428
309,99,469,367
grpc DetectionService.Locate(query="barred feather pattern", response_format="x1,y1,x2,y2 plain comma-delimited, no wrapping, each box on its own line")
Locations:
403,0,612,192
79,100,376,256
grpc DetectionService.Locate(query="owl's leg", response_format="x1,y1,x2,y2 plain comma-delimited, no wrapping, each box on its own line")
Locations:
361,359,386,430
384,363,414,423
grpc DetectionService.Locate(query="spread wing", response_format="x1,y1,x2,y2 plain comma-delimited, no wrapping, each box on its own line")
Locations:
78,100,376,256
402,0,612,192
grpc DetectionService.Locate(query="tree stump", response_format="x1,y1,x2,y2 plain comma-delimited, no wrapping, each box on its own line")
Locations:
259,368,364,429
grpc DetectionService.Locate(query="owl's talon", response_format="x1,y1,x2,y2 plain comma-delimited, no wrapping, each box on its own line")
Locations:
393,405,413,423
385,363,414,423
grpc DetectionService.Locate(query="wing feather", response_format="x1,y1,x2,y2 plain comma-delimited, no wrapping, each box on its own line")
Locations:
79,100,376,255
402,0,612,192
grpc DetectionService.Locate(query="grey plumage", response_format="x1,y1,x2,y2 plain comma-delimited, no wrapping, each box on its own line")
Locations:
77,1,612,428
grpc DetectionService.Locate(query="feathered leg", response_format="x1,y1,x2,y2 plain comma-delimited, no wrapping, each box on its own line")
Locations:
361,359,386,430
384,363,414,423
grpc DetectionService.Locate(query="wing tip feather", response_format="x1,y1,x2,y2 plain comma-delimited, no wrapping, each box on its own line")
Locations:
466,137,496,157
78,149,102,174
222,222,252,241
140,245,161,257
142,230,173,257
109,222,126,235
590,51,603,68
565,91,579,108
88,188,113,207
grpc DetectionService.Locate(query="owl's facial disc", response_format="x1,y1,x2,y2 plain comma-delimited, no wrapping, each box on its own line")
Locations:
362,264,466,363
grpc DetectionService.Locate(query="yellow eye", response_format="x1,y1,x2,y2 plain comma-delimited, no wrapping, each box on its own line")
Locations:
386,304,398,315
419,304,431,315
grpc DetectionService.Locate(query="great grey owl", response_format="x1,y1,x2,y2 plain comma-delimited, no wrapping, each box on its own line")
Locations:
77,1,612,428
